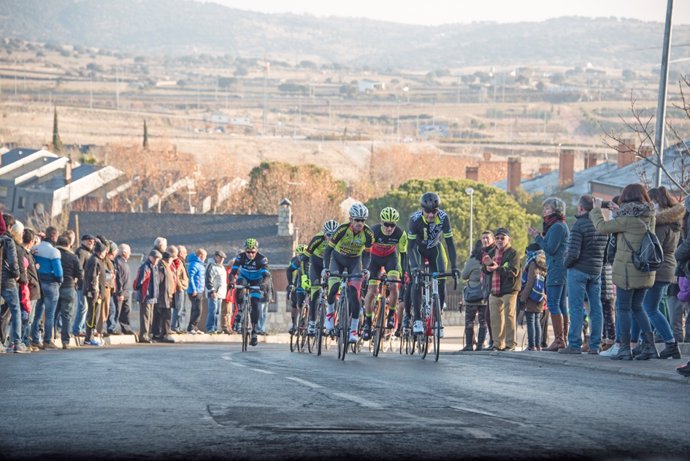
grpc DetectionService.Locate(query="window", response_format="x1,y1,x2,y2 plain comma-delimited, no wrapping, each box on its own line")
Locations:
17,196,25,209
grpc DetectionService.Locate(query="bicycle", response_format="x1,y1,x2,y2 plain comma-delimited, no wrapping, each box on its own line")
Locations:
312,279,330,356
329,270,362,361
413,269,458,362
234,285,263,352
368,275,403,358
288,286,310,353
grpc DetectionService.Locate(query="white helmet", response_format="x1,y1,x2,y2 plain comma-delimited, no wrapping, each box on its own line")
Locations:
349,203,369,220
323,219,340,236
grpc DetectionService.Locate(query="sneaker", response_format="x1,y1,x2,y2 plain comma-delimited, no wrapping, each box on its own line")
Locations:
13,343,29,354
386,311,396,329
362,318,372,341
324,313,335,332
402,315,411,330
44,341,59,350
435,324,445,338
84,338,102,347
288,325,296,335
31,342,45,351
233,314,242,333
62,343,71,350
676,362,690,377
599,343,620,357
558,346,582,355
307,321,316,336
250,332,258,347
413,320,424,335
348,330,359,344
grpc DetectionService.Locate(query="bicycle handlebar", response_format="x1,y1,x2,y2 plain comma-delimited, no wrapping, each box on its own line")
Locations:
328,272,363,280
368,275,404,284
233,285,263,290
413,271,459,290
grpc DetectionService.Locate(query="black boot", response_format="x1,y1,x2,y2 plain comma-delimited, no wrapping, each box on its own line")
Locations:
462,326,474,351
476,325,487,351
612,330,633,361
659,341,682,360
636,332,659,360
631,337,644,357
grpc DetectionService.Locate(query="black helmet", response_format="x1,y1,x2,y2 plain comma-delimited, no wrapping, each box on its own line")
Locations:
420,192,440,211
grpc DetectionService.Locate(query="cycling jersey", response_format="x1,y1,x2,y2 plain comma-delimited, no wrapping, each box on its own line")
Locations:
370,224,408,258
287,254,310,291
305,232,328,259
407,209,453,250
229,252,270,282
326,223,374,259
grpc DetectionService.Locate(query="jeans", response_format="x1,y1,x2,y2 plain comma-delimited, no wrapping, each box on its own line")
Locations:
616,287,651,345
566,268,603,350
187,294,202,332
71,288,87,335
56,287,77,344
667,295,690,342
525,311,542,349
257,302,268,333
22,300,37,346
545,284,568,316
107,294,120,333
171,291,187,331
1,286,22,346
31,281,60,344
636,281,674,343
206,296,222,332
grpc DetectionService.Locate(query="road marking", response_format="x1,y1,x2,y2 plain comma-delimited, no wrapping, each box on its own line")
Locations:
221,355,232,361
332,392,383,409
286,377,323,389
450,405,499,418
464,428,494,439
229,362,246,368
250,368,275,375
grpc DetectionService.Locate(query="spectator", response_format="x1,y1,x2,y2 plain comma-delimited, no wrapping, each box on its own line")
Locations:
30,226,63,350
171,245,190,333
560,194,609,355
20,229,40,350
600,234,617,351
56,234,83,349
519,243,546,351
71,234,95,337
205,250,227,333
153,251,176,343
461,239,488,351
1,215,26,353
529,197,570,352
113,243,135,335
483,228,521,351
592,184,658,360
186,248,207,334
480,230,497,349
83,241,108,346
134,249,162,343
102,241,118,336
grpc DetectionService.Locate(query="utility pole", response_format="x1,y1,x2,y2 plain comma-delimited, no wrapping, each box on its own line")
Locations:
655,0,673,187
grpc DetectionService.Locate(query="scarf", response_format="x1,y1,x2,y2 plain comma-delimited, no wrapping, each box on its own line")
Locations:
542,212,565,235
491,247,504,296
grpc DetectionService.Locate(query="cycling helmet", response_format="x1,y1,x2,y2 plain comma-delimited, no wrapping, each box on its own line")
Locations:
420,192,440,211
323,219,339,236
295,243,307,255
379,207,400,223
244,238,258,250
349,202,369,220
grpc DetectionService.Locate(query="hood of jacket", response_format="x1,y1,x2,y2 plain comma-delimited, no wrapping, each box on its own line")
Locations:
534,253,547,271
188,253,202,265
656,202,685,231
617,201,655,219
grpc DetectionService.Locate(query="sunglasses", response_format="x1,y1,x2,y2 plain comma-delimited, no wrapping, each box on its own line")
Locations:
383,222,396,228
353,218,366,223
422,208,438,214
245,250,257,254
495,236,508,240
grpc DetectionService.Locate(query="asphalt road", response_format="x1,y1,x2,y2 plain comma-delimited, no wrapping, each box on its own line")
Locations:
1,343,689,461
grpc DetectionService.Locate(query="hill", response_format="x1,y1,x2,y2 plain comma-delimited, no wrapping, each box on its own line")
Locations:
1,0,688,70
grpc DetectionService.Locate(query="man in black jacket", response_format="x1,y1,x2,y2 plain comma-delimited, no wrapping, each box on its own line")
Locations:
560,194,609,355
1,214,25,353
56,235,83,349
112,244,134,335
83,241,108,346
71,234,95,337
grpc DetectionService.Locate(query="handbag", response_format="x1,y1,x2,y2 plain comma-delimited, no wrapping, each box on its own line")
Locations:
463,282,484,304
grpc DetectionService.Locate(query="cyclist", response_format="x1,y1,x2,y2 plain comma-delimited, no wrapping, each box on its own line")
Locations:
286,244,310,335
229,238,270,347
362,207,407,340
407,192,459,337
322,203,374,343
305,219,339,336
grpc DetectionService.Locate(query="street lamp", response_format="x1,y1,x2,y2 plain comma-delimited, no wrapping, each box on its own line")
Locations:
465,187,474,254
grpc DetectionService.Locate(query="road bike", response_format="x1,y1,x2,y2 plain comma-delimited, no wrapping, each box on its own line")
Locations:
329,270,362,361
234,285,263,352
312,278,331,356
413,270,457,362
368,275,402,358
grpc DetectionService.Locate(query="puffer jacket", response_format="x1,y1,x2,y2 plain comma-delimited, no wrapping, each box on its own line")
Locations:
600,262,614,301
591,201,656,290
1,232,20,288
653,202,684,283
519,253,547,313
534,221,569,286
564,212,608,275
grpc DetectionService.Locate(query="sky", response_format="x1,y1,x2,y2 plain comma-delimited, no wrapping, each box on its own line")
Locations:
201,0,690,26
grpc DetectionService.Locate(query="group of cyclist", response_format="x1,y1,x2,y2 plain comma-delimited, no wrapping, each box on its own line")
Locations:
285,191,460,347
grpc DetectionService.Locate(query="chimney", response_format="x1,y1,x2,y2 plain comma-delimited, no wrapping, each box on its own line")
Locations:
277,198,294,237
538,164,552,176
617,138,637,168
64,159,73,185
483,152,492,161
584,152,598,169
465,165,479,181
559,149,575,189
640,145,653,158
507,157,521,194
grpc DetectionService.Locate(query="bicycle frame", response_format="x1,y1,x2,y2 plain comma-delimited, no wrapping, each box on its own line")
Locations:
234,285,263,352
413,270,457,362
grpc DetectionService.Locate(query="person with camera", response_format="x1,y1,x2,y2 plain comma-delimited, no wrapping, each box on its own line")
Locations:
591,184,657,361
461,239,488,351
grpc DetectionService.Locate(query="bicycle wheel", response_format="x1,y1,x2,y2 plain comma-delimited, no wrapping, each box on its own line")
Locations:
295,308,304,353
315,298,324,356
298,307,309,352
305,305,316,353
241,304,249,352
337,292,349,361
372,299,385,357
289,313,297,353
432,296,441,362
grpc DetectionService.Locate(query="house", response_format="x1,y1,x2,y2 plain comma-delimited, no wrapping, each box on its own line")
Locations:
358,80,385,93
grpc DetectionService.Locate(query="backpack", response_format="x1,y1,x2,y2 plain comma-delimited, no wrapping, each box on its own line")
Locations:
528,272,546,303
621,219,663,273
